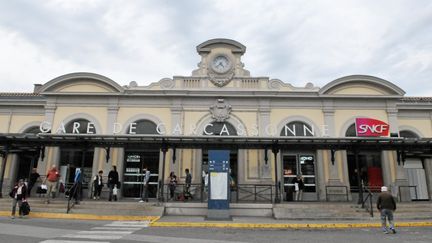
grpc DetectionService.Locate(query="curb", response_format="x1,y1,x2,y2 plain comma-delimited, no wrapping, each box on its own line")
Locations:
1,211,431,229
150,221,432,229
0,211,160,222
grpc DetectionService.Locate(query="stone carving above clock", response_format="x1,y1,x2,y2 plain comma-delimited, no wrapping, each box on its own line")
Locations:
192,38,250,87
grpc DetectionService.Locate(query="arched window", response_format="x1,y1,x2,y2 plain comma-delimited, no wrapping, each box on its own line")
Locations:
23,126,40,134
345,123,356,137
280,121,314,136
399,130,420,139
127,119,158,134
65,119,96,134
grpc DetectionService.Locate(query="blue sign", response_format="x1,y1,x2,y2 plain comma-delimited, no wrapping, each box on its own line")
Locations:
208,150,230,210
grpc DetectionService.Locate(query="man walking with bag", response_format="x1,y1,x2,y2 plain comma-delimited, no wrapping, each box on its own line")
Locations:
45,165,60,204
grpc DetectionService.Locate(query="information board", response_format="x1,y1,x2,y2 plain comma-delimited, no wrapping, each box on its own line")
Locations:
208,150,230,211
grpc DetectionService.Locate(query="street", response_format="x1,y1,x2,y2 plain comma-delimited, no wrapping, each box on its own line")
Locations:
0,217,432,243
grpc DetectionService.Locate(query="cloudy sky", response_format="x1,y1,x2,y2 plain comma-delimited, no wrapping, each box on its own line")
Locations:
1,0,431,95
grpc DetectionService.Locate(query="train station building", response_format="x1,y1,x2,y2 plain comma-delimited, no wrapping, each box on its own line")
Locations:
1,39,431,203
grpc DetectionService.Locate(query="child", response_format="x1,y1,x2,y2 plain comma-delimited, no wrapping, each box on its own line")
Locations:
112,184,118,201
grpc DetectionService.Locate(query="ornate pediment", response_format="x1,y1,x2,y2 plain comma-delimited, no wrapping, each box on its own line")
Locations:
210,99,232,122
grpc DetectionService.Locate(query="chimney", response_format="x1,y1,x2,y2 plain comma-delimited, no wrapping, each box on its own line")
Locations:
33,84,42,93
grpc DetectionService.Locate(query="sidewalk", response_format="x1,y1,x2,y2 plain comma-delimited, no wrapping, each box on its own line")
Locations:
151,215,432,229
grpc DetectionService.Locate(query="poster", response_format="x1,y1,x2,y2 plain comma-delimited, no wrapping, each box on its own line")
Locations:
210,172,228,200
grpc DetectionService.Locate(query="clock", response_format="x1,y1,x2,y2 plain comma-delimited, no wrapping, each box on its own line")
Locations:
211,55,231,73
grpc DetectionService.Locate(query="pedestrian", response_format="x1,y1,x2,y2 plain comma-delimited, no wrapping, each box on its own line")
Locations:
72,168,82,204
44,165,60,204
93,170,104,200
10,179,27,219
108,166,119,201
184,168,192,199
204,171,209,201
139,166,150,202
292,175,305,201
168,171,177,200
112,184,118,201
27,168,40,197
377,186,397,234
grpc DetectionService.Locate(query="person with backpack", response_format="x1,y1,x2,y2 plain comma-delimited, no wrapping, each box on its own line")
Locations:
10,179,27,219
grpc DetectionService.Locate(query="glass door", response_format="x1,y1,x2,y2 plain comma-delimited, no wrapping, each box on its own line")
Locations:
282,153,317,201
123,151,159,198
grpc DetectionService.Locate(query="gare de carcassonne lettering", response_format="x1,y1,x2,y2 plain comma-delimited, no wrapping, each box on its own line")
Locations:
39,121,328,136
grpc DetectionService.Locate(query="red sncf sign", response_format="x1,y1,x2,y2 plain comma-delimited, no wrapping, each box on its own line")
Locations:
355,118,389,137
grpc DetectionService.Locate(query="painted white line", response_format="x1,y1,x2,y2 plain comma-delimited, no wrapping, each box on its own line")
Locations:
78,230,132,234
105,223,149,228
92,226,141,231
63,234,123,240
40,241,109,243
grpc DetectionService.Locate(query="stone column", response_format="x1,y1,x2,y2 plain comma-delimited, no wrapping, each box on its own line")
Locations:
424,159,432,200
258,105,272,179
387,107,409,200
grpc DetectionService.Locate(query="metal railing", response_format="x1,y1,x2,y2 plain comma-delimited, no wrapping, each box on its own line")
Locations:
159,183,204,202
236,184,273,203
66,182,81,214
325,185,349,202
398,185,418,202
361,187,374,217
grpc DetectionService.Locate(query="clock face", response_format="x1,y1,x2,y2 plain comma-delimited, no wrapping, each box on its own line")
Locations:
211,55,231,73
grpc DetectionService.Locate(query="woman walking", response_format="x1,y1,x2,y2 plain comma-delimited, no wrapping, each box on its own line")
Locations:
10,179,27,219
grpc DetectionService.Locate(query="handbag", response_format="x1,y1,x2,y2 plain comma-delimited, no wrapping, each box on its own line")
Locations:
37,185,47,194
21,201,31,216
59,183,65,193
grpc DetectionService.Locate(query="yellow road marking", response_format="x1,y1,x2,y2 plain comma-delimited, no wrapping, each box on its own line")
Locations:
150,221,432,229
0,211,160,221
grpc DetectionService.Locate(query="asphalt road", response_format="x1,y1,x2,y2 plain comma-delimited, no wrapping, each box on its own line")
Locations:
0,217,431,243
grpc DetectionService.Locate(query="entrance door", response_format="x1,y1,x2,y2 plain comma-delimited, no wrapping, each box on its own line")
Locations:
347,151,382,192
123,151,159,198
404,159,429,200
283,154,317,201
16,154,35,182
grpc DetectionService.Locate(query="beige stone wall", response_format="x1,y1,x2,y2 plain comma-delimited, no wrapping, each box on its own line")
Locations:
9,115,44,132
0,115,11,133
332,86,386,95
57,83,113,92
53,107,108,133
183,111,208,135
398,119,432,137
270,109,325,136
116,107,172,133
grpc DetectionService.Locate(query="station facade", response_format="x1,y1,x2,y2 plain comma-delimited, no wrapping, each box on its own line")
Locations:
1,39,432,202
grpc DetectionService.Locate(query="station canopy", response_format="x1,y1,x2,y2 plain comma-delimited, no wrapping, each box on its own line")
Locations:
0,133,432,159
